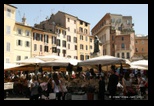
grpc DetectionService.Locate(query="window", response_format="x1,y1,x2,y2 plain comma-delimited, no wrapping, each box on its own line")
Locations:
142,48,144,51
74,20,76,24
17,40,22,46
86,45,88,50
90,45,92,49
35,33,40,41
57,49,60,56
90,38,92,42
16,56,21,61
44,34,48,43
40,34,43,41
117,53,120,57
67,55,71,58
62,40,66,47
25,41,30,47
112,36,114,41
122,52,125,58
57,39,61,46
6,42,10,51
25,56,28,59
80,55,84,60
79,27,83,33
44,46,48,52
85,55,89,60
33,33,36,40
68,44,70,49
74,29,76,33
67,18,70,22
6,26,11,35
80,44,84,50
142,40,144,44
52,36,57,44
67,35,71,42
127,52,130,59
111,18,115,23
62,30,66,35
122,37,124,41
34,44,37,51
40,45,42,52
6,58,10,63
74,56,77,59
112,44,114,48
80,35,83,40
25,30,30,36
127,20,130,25
68,27,70,31
135,40,138,43
75,45,77,50
80,21,83,25
85,36,88,41
7,8,11,17
84,29,88,34
135,48,138,52
74,37,77,43
52,47,57,53
121,43,125,49
17,29,22,35
62,50,66,57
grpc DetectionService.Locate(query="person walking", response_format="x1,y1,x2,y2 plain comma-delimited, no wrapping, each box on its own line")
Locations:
107,65,119,100
98,76,105,100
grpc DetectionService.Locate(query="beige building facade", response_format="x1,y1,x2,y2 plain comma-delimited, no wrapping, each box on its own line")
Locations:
4,4,17,63
76,19,91,60
34,11,93,60
14,22,32,62
31,27,56,57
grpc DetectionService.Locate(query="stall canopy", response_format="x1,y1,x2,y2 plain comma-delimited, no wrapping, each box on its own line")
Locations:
40,58,82,66
4,63,29,70
78,55,125,66
15,57,45,64
130,60,148,68
130,65,148,70
35,54,65,62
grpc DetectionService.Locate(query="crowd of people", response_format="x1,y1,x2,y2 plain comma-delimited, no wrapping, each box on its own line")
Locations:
4,65,148,100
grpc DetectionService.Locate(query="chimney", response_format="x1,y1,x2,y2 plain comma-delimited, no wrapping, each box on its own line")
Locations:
22,13,26,25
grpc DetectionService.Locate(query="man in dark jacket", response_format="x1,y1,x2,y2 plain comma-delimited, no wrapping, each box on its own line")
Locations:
98,76,105,100
107,65,119,100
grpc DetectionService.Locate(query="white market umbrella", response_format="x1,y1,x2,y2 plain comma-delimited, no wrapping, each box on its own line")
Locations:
78,55,125,66
40,58,82,66
130,65,148,70
130,60,148,68
36,54,65,62
4,63,26,70
16,57,45,64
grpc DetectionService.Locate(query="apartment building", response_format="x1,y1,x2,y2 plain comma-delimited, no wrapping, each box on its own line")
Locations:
32,27,56,57
4,4,17,63
133,35,148,60
77,19,91,60
14,16,33,62
91,13,135,60
114,33,135,60
34,11,93,60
